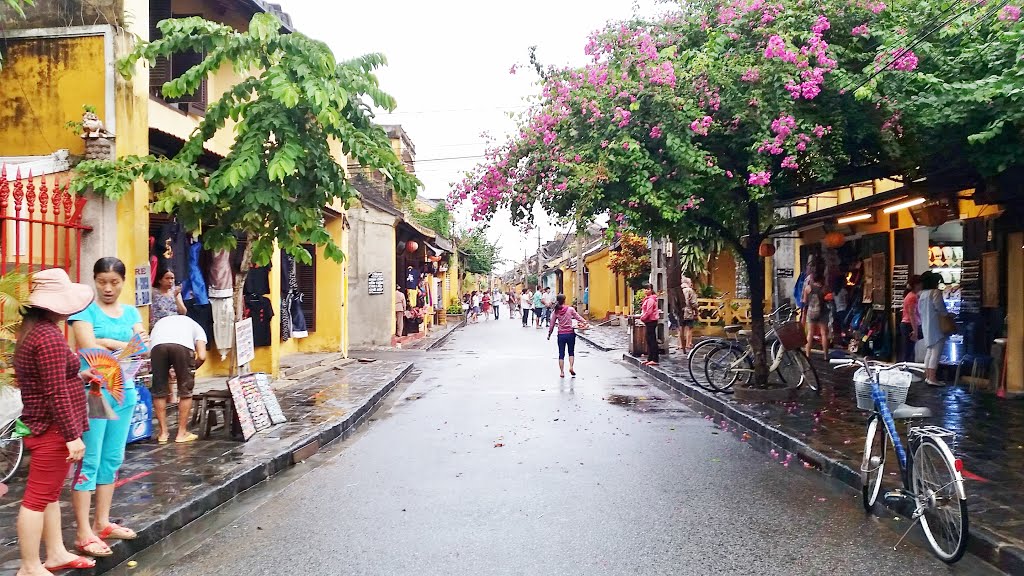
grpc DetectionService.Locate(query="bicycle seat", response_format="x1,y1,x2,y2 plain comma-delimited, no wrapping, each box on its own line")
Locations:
724,325,742,334
738,329,752,337
891,404,933,419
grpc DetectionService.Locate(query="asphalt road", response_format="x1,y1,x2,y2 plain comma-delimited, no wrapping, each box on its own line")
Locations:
112,317,1000,576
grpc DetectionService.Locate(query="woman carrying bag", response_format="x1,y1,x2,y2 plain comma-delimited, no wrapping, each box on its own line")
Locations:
14,268,99,574
918,271,955,386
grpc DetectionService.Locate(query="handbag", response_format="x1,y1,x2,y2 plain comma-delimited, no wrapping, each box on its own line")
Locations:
939,314,957,336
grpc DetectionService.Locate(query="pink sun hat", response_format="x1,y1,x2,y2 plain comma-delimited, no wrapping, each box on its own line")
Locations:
27,268,94,316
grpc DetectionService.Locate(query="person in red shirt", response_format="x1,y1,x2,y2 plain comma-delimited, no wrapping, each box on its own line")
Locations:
13,268,98,574
640,283,661,366
900,275,922,362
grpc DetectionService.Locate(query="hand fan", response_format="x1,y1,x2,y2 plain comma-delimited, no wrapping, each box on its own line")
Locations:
117,333,148,360
79,348,125,405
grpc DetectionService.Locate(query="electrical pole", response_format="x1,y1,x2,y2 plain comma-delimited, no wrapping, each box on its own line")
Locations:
536,225,542,287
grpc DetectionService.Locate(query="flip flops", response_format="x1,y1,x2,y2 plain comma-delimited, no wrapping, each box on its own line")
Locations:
97,522,137,540
47,555,97,571
76,536,112,557
175,432,199,444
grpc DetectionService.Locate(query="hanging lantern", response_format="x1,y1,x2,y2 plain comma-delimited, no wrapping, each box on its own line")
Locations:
405,240,419,253
758,242,776,258
823,232,846,249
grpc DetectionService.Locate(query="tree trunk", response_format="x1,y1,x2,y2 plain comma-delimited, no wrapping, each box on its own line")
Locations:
230,237,254,377
666,240,683,345
744,204,770,388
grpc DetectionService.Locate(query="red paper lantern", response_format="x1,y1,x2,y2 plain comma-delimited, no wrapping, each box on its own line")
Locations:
405,240,419,253
823,232,846,249
758,242,776,258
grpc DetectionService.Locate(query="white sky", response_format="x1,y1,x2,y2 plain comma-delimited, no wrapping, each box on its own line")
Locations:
285,0,663,271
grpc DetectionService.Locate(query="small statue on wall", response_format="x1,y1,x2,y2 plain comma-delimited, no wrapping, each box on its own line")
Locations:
81,111,112,138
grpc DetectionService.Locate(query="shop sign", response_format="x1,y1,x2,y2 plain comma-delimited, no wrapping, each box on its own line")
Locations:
368,271,385,295
776,268,794,278
134,265,151,307
227,372,281,441
235,317,255,366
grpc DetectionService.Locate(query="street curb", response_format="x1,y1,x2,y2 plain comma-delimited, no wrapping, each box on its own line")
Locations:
619,353,1024,574
95,363,414,573
575,330,616,352
426,319,466,351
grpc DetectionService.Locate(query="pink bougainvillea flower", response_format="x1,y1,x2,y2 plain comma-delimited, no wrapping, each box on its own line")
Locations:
851,23,870,36
622,141,631,150
998,5,1021,20
650,125,663,139
741,68,760,82
781,155,799,170
601,140,610,148
748,171,772,186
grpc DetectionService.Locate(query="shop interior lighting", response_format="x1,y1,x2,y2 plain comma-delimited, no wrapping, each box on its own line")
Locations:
837,213,872,224
882,197,925,213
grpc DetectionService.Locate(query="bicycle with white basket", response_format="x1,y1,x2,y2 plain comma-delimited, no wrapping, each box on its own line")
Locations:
831,355,968,563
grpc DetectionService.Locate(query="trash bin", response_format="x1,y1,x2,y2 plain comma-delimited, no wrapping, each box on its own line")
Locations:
628,315,646,357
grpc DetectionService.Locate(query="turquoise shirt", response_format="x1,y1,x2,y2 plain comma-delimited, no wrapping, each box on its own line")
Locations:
69,302,142,389
532,291,543,308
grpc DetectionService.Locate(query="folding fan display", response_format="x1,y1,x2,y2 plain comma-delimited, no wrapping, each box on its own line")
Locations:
80,348,126,405
117,333,149,360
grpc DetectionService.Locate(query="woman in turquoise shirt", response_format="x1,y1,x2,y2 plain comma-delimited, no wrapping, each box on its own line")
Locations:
68,258,147,557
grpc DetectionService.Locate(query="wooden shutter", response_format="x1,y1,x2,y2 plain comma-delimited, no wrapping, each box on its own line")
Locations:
295,245,317,332
168,16,207,115
149,0,172,98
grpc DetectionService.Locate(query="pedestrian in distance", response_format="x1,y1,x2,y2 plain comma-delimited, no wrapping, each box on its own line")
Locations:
900,275,922,363
801,260,832,359
547,294,589,378
68,257,147,556
481,292,491,322
640,283,660,366
541,287,555,327
149,314,208,445
13,268,100,574
532,287,544,329
918,271,953,386
470,291,481,324
395,285,407,337
508,291,517,319
149,263,186,330
520,289,532,327
680,276,699,353
492,290,503,320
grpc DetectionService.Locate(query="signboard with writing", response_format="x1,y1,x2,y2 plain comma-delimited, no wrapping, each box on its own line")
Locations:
235,318,255,367
776,268,794,278
134,266,151,307
368,271,385,295
227,374,275,441
254,372,286,425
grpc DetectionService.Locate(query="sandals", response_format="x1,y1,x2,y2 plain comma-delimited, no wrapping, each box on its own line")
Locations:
47,555,97,571
76,536,112,557
97,522,137,540
175,432,199,444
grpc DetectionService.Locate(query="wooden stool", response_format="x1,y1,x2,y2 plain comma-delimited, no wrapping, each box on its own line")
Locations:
192,389,235,439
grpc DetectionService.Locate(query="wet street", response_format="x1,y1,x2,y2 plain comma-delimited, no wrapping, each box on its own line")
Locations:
111,318,999,576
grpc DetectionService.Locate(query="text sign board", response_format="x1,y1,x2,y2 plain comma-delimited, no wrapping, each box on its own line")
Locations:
134,266,151,307
368,271,385,295
227,373,279,441
235,317,255,367
776,268,794,278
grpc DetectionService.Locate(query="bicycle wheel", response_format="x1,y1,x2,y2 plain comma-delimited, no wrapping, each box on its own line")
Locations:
861,415,886,512
0,424,24,484
687,338,723,391
704,345,751,393
912,437,969,563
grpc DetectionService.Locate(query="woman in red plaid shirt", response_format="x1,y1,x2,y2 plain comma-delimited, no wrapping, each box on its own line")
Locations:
13,268,98,574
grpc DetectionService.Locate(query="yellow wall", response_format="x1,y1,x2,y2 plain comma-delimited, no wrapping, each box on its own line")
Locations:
0,35,107,156
585,248,629,319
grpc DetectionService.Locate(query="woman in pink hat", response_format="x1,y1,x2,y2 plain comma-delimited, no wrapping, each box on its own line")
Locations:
13,268,98,575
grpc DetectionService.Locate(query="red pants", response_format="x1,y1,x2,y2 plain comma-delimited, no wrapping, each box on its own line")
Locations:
22,427,71,512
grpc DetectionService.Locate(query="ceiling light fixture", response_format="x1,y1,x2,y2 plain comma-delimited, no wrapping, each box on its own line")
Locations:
837,213,872,224
883,197,925,214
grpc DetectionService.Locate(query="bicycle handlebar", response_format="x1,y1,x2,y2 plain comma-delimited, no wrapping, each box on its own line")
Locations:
829,355,926,374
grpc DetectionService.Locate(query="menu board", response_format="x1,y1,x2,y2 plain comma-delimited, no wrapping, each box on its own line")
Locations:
227,373,279,441
960,259,981,314
235,318,255,367
891,264,910,309
254,372,287,425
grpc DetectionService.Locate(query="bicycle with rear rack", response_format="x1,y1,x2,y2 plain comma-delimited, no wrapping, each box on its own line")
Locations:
831,355,968,563
0,418,24,483
700,304,819,394
684,293,734,391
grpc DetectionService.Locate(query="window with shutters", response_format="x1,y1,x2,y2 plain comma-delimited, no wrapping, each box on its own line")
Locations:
295,245,317,333
149,0,208,115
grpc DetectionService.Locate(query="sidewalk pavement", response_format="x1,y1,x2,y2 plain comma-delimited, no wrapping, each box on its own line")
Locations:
0,359,413,575
583,322,1024,574
355,317,465,353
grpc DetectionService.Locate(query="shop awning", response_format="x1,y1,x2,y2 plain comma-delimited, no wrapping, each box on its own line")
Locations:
425,242,443,257
433,236,454,253
771,184,919,236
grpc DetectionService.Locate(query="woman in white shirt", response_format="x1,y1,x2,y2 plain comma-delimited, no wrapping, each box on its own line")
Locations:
520,290,533,328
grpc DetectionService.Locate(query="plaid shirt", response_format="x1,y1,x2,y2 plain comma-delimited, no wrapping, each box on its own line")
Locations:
14,320,88,442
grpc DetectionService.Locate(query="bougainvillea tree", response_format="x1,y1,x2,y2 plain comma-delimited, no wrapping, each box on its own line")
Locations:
451,0,914,387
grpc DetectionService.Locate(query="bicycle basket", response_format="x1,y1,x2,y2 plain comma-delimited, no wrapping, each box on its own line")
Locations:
776,321,807,351
853,368,911,411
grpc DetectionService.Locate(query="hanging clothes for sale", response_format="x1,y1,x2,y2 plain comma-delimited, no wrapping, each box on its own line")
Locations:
204,248,235,360
245,265,271,296
181,240,209,304
244,294,274,347
206,249,233,298
149,237,158,281
290,294,308,339
406,266,419,289
210,297,235,360
153,220,189,282
280,254,296,342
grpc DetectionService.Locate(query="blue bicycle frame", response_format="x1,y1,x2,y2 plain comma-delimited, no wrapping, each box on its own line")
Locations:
869,380,912,487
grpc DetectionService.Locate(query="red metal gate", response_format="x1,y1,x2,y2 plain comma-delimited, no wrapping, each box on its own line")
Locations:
0,166,91,282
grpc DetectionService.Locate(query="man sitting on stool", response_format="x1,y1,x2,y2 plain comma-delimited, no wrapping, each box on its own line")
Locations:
150,314,208,444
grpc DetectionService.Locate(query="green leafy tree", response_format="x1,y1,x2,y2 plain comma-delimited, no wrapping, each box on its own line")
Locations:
0,0,33,68
452,2,907,387
459,227,500,275
71,13,419,316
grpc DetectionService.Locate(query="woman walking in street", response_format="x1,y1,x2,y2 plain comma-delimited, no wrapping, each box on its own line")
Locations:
547,294,589,377
680,277,699,353
470,291,481,323
149,264,186,329
68,258,147,557
520,289,532,327
918,271,952,386
640,284,660,366
14,268,98,575
801,262,832,359
481,292,491,322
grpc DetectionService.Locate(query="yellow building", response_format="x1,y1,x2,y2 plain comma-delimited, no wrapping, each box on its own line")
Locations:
0,0,349,377
584,246,631,319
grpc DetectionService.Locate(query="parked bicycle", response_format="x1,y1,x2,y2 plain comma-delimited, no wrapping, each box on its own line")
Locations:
0,418,24,483
699,304,819,394
831,355,968,563
682,293,736,390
